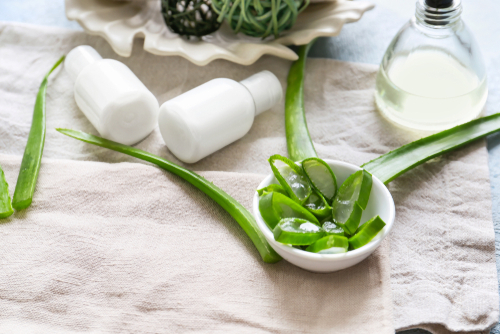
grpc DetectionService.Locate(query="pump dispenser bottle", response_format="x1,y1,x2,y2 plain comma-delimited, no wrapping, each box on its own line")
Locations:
375,0,487,131
158,71,282,163
65,46,159,145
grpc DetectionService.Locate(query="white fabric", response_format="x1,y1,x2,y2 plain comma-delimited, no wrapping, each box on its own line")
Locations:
0,155,394,334
0,22,498,333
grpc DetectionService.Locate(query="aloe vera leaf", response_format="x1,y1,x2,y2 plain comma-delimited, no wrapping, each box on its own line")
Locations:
273,218,325,245
57,129,281,264
268,154,312,204
285,42,500,188
332,170,372,235
348,216,386,250
306,235,349,254
321,221,345,236
257,183,287,196
12,56,65,211
303,191,331,219
302,157,337,202
362,113,500,184
286,41,318,162
259,191,319,229
0,164,13,219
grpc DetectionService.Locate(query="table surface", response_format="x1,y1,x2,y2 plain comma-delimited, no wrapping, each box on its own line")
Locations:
1,1,499,333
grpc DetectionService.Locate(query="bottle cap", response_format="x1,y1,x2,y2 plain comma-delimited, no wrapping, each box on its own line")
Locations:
65,45,103,81
240,70,283,116
425,0,453,8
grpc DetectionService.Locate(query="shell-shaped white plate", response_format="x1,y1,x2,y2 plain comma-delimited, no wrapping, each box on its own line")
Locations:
65,0,374,65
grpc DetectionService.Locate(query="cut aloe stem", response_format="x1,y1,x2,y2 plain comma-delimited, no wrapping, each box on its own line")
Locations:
362,113,500,184
322,221,345,236
12,56,65,211
0,164,13,219
57,129,281,264
268,154,312,204
332,170,373,235
306,235,349,254
286,41,318,162
259,191,319,229
257,183,287,197
302,157,337,202
303,191,331,219
348,216,386,250
273,218,325,245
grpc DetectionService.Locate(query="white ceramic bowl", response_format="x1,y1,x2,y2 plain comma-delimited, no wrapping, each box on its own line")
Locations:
252,159,395,273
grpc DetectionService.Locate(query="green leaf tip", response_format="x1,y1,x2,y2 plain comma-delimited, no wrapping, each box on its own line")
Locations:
12,56,66,212
362,112,500,183
0,165,14,219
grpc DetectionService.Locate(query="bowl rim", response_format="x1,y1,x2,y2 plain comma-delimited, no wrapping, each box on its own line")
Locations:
252,159,395,262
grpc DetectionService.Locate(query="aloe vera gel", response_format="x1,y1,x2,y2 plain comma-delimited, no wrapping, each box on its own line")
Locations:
258,155,386,253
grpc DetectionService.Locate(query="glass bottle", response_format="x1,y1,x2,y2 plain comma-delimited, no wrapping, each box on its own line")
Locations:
375,0,487,131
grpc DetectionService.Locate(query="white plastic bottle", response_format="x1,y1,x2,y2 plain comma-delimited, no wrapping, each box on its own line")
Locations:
158,71,282,163
65,45,159,145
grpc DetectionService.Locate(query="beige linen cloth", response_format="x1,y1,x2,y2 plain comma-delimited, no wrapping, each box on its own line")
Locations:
0,22,498,333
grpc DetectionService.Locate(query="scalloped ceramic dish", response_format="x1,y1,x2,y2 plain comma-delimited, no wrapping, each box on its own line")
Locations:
65,0,374,65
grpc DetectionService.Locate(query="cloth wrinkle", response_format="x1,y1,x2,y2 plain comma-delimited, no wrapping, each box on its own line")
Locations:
0,21,497,334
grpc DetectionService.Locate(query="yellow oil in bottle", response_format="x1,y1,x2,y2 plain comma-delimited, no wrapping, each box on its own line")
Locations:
375,50,487,131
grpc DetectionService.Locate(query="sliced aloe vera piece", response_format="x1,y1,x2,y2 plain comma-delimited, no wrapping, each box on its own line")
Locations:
322,221,345,236
259,191,319,229
257,184,287,196
335,203,363,237
259,192,283,229
302,158,337,202
306,235,349,254
0,164,13,219
348,216,386,250
268,154,312,204
319,214,333,224
332,170,372,235
273,218,325,246
303,191,331,219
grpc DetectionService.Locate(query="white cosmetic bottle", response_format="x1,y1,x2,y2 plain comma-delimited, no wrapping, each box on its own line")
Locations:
158,71,282,163
65,45,159,145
